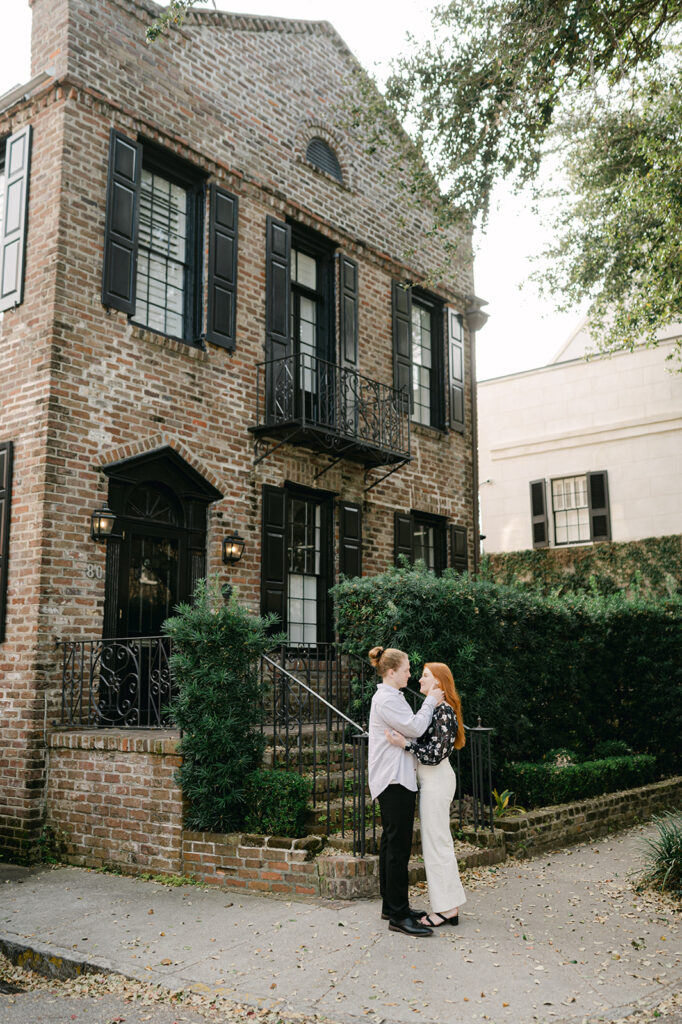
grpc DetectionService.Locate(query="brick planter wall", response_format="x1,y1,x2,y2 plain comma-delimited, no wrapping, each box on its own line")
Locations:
46,730,184,874
182,832,324,896
497,776,682,857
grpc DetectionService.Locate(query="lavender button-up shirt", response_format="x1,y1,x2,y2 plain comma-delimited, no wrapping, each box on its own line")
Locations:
368,684,438,800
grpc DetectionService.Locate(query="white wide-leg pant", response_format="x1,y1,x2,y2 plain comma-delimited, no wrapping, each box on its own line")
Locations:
417,757,467,913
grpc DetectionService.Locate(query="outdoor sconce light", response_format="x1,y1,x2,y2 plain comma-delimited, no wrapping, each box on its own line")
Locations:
90,504,117,543
222,530,246,566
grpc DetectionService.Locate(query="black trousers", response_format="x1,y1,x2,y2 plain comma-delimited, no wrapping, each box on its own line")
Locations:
377,783,416,920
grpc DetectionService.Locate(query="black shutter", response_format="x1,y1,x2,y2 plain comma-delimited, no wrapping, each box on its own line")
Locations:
261,484,287,628
0,441,14,643
394,511,413,565
206,184,238,349
0,126,31,312
392,280,412,412
448,307,465,432
450,524,468,573
339,501,362,578
530,479,549,549
265,217,291,420
265,216,291,362
587,471,611,542
338,255,358,367
101,128,142,313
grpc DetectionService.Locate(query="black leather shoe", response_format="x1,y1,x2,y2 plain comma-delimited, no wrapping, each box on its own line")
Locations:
388,915,433,936
381,906,427,921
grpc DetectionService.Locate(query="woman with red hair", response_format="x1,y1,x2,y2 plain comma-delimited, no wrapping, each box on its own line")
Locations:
386,661,467,927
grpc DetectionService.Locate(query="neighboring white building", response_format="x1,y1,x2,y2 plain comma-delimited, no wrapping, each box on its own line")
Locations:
477,323,682,552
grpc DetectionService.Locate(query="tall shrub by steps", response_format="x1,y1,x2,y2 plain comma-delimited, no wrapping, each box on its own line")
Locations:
164,578,280,832
333,563,682,778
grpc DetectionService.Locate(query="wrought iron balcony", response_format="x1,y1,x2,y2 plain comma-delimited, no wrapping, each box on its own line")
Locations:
250,354,411,468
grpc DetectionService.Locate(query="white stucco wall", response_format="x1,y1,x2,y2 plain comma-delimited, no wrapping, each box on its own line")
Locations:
477,334,682,552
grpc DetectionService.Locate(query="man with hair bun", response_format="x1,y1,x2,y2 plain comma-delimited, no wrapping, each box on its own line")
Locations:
367,645,443,936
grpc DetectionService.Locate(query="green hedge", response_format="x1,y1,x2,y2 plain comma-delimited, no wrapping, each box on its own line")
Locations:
333,563,682,779
504,754,658,807
483,534,682,599
243,770,312,837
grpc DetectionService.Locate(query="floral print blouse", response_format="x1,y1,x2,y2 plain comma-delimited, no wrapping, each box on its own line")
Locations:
405,703,458,765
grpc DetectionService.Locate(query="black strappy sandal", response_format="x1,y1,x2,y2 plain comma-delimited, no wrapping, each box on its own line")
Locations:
422,912,459,927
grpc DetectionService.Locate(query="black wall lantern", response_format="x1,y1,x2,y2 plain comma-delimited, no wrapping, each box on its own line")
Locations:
90,504,116,543
222,530,245,566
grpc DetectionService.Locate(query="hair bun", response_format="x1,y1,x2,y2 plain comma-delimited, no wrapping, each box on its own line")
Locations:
368,646,385,667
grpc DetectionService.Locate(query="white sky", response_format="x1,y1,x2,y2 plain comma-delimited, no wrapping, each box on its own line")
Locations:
0,0,584,380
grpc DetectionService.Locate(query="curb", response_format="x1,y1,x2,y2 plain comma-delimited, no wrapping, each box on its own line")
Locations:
0,934,116,981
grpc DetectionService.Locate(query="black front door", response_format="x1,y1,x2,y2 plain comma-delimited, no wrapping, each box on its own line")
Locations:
120,530,180,638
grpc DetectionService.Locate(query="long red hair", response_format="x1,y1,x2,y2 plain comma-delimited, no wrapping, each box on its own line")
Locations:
425,662,465,750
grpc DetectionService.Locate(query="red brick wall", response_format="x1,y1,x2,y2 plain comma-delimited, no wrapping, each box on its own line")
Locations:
182,832,321,896
46,730,184,873
1,0,478,857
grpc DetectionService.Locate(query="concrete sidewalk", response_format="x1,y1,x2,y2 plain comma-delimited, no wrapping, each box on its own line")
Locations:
1,823,680,1024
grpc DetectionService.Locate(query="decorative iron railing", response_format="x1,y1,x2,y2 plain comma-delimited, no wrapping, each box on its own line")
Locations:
57,635,173,728
56,636,494,853
252,353,410,463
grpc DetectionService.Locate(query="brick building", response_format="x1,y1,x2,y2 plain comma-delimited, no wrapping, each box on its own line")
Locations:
0,0,486,859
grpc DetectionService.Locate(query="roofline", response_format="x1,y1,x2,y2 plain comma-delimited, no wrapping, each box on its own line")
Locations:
478,335,681,386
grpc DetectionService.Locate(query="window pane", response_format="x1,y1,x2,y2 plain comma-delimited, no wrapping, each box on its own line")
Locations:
134,166,188,338
552,475,589,545
296,251,317,289
411,302,433,426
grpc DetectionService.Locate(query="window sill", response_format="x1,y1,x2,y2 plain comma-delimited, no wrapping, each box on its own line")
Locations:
411,421,450,442
127,324,210,363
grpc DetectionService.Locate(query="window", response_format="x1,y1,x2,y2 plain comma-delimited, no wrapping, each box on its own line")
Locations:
412,297,435,425
131,147,203,342
102,129,238,350
394,510,447,574
134,166,191,339
531,472,611,548
287,496,321,646
552,475,590,545
392,284,445,429
0,126,32,313
261,485,333,647
290,227,334,367
305,137,343,184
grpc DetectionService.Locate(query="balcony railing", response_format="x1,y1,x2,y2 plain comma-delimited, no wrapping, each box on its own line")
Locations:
251,353,410,466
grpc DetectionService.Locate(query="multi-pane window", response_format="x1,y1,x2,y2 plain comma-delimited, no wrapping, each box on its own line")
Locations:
134,168,188,339
290,247,319,392
287,497,321,646
412,299,433,425
413,519,437,569
552,475,590,545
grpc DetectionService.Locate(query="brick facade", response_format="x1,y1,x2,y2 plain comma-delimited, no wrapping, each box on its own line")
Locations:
1,0,479,858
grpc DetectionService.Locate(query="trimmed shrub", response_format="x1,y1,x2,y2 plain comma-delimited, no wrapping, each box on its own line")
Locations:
164,577,281,833
243,770,312,838
504,755,658,808
641,810,682,894
333,563,682,778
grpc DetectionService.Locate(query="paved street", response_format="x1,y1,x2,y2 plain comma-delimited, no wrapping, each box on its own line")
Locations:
1,823,681,1024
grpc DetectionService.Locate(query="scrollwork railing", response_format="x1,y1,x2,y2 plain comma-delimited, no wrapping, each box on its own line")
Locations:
57,635,173,728
255,353,410,461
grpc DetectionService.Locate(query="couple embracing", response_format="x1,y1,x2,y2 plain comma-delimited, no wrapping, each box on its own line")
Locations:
367,646,467,937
